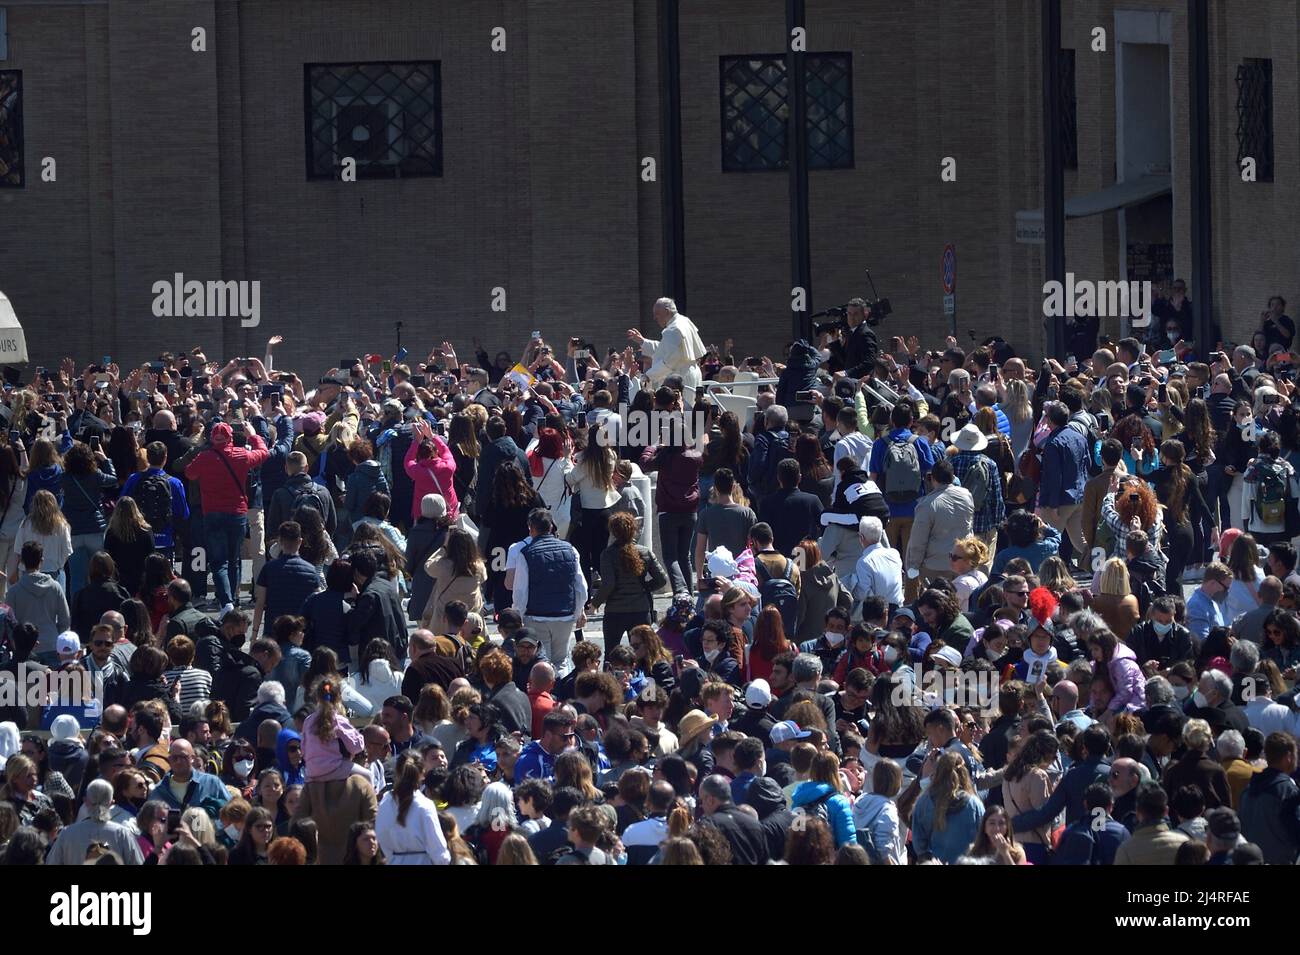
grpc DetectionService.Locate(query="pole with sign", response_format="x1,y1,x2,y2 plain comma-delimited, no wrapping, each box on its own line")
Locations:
942,244,956,339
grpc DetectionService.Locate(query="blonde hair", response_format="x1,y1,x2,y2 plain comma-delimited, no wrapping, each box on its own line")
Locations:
494,832,538,866
27,489,69,537
809,751,844,792
1098,558,1131,597
929,751,975,832
108,495,152,543
1002,379,1033,424
952,535,990,567
181,807,217,847
1183,718,1213,753
1037,555,1074,596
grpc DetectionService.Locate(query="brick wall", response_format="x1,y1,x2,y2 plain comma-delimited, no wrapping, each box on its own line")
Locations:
0,0,1292,374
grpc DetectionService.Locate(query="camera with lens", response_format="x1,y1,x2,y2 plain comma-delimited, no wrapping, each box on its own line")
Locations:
811,294,893,336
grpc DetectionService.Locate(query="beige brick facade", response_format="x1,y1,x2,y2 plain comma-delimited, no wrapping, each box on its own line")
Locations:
0,0,1294,371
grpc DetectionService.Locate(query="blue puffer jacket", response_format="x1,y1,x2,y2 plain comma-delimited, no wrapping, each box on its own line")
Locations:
791,780,858,848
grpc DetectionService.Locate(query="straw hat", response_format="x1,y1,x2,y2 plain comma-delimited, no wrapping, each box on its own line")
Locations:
676,709,718,750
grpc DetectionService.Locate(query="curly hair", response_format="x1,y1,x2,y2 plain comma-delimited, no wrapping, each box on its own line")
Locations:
477,649,513,689
608,510,644,578
1111,414,1157,456
1115,477,1159,530
918,588,960,632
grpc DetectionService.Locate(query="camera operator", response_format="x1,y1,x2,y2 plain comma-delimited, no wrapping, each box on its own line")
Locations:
840,298,880,380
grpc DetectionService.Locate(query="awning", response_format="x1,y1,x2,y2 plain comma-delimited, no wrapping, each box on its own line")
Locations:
0,291,28,364
1016,174,1172,243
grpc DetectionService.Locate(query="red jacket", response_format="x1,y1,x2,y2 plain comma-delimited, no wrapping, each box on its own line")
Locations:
184,426,270,515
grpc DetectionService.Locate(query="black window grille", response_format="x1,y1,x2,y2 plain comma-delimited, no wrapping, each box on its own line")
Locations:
304,61,442,180
1059,49,1078,169
720,54,853,172
807,54,853,170
0,70,23,188
1236,58,1273,182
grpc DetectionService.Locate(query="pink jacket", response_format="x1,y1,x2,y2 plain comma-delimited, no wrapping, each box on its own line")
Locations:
1102,642,1146,713
302,711,366,783
404,435,459,522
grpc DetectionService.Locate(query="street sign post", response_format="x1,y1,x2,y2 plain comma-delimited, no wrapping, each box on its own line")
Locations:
942,244,956,337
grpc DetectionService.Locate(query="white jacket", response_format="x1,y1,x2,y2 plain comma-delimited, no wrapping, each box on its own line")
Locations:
347,660,405,714
533,456,575,510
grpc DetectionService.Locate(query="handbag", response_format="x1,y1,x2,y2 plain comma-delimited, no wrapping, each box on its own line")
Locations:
553,464,575,539
1018,445,1042,485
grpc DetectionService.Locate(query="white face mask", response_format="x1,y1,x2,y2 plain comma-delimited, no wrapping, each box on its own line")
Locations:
825,631,846,647
884,646,900,665
1167,331,1179,343
1173,685,1190,701
703,648,721,663
1192,689,1209,709
234,759,254,778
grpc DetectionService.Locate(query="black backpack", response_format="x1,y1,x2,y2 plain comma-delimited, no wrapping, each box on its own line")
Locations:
288,483,327,521
135,472,174,535
756,557,799,634
796,789,834,826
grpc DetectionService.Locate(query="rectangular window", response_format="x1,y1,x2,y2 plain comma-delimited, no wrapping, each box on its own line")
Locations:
0,69,22,188
1236,57,1273,182
1060,49,1078,169
720,53,853,172
304,61,442,180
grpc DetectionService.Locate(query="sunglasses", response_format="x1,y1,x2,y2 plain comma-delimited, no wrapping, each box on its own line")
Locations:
92,639,113,647
948,553,967,561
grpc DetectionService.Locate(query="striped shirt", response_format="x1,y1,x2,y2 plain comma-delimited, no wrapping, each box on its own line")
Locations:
164,666,213,712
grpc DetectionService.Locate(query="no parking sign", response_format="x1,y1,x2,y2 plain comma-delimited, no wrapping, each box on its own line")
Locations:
942,244,956,323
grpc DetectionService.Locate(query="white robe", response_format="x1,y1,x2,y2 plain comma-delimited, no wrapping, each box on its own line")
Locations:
375,789,451,864
641,314,706,403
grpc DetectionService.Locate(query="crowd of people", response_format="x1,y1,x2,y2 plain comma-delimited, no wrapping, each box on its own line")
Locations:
0,292,1299,866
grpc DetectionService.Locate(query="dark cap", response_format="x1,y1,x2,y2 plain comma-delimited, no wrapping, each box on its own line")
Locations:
513,628,540,648
1140,703,1186,738
1205,807,1241,840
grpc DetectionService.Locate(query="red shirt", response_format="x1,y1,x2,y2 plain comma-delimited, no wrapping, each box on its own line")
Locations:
529,689,557,739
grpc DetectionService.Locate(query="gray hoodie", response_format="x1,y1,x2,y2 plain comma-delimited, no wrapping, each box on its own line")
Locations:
9,571,71,653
